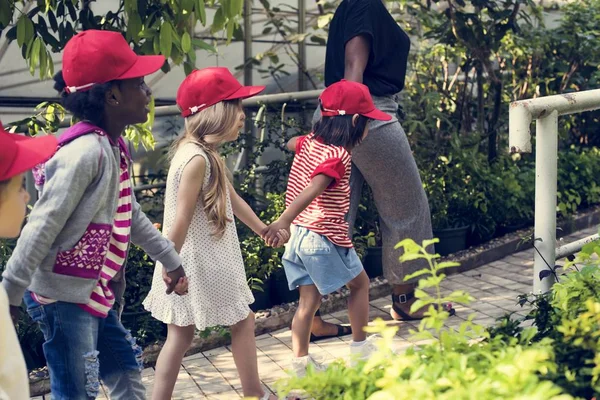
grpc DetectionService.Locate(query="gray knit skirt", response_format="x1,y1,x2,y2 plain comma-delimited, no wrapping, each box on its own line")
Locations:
312,94,433,285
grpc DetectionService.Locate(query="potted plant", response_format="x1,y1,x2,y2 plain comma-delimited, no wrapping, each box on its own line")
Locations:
424,154,474,256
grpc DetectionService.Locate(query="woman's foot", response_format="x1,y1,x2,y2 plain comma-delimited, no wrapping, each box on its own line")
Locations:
309,312,352,342
390,286,455,321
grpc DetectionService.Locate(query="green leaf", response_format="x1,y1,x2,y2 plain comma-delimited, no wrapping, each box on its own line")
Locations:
317,13,333,29
39,45,47,79
191,38,216,52
160,22,172,58
127,12,142,42
181,0,195,13
0,0,13,28
229,0,243,18
196,0,206,25
29,38,41,75
211,8,225,33
181,32,192,53
226,19,235,43
17,16,26,47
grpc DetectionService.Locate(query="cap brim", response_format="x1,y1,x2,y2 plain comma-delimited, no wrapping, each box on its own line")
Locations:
225,85,266,101
4,135,58,179
117,55,166,81
363,108,392,121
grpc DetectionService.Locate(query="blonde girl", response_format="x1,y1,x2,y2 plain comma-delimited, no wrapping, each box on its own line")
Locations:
144,67,286,400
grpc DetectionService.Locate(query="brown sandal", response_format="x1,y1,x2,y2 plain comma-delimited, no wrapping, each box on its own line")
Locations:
391,292,455,321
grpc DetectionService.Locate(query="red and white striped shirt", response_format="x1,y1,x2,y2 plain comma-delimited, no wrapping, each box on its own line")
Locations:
31,151,133,318
286,134,352,247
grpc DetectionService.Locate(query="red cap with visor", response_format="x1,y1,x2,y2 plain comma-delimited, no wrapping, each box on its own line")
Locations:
319,80,391,121
0,123,58,181
62,30,166,94
177,68,266,117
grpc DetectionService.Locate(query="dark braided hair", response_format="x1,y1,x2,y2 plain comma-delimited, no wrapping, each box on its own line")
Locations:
53,71,118,127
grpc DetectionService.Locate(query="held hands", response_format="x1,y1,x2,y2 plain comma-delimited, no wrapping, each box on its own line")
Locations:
162,266,189,295
262,218,291,248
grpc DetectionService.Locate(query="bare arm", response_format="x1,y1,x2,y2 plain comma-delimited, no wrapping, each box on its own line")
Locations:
228,181,268,236
169,156,206,252
344,34,371,83
287,136,299,152
263,174,333,243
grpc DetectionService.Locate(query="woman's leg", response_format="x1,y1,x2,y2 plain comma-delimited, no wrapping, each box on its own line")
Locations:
149,323,195,400
351,106,434,318
292,285,322,357
230,311,272,399
345,271,370,343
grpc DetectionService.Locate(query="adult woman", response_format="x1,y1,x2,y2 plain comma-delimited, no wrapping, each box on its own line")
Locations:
309,0,441,339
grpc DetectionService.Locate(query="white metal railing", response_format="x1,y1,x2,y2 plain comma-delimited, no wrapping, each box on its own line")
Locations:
509,89,600,294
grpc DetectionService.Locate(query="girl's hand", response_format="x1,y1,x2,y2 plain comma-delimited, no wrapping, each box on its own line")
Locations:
262,219,291,247
163,266,188,295
273,228,290,247
173,276,189,295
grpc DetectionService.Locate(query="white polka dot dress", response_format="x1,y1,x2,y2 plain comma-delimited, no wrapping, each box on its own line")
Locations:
143,143,254,330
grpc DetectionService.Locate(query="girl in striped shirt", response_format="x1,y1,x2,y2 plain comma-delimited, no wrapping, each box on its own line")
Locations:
263,80,392,376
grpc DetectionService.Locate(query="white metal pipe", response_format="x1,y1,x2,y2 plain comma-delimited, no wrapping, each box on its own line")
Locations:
556,234,600,260
153,89,323,117
509,89,600,154
533,110,559,294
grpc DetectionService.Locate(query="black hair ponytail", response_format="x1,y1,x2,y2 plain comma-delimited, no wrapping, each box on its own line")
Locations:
53,71,116,127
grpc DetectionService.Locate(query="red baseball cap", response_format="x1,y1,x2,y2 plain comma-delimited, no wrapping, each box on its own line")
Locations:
62,30,165,94
0,123,58,181
177,68,266,117
320,80,392,121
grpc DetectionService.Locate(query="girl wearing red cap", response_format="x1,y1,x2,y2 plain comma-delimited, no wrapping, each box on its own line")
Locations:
0,123,57,400
143,67,283,400
2,30,188,399
263,80,391,376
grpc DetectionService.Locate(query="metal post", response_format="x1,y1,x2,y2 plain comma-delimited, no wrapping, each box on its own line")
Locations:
533,110,558,294
243,0,253,87
298,0,307,91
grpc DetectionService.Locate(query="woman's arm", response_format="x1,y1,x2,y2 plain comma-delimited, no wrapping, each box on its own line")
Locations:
344,34,371,83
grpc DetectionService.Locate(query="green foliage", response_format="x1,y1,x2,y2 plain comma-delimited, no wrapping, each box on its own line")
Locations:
0,0,239,79
277,239,572,400
489,238,600,399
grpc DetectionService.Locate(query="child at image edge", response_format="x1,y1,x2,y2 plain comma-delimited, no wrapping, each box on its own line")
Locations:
263,80,392,376
0,123,57,400
2,30,188,400
143,67,287,400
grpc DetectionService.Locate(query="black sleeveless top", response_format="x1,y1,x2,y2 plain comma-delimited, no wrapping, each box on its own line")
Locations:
324,0,411,96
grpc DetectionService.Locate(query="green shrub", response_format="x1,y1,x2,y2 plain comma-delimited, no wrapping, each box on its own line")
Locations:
277,239,573,400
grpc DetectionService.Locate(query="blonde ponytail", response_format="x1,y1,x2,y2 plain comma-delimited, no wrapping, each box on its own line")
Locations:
171,100,242,238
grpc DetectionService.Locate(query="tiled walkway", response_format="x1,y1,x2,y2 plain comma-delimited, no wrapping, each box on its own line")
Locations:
32,226,598,399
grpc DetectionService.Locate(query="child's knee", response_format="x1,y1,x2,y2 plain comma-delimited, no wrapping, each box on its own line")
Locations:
298,293,321,312
347,271,369,291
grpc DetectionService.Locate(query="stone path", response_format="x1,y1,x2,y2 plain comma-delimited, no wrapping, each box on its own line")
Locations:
31,226,598,399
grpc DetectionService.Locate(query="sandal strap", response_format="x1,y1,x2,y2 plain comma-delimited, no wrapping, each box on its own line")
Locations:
392,291,415,304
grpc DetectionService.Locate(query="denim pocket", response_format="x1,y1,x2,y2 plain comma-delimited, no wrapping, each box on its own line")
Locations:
299,231,332,255
26,304,45,322
53,223,112,279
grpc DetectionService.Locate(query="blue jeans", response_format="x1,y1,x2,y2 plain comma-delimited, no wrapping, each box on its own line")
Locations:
24,291,146,400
